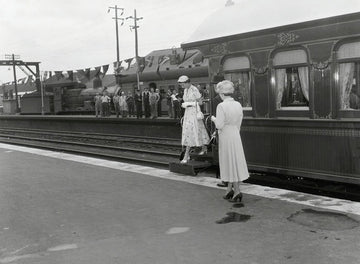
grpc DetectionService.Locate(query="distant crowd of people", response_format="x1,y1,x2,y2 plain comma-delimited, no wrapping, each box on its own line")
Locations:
93,83,209,119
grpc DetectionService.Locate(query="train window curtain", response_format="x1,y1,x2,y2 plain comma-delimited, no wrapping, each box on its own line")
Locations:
339,63,355,109
275,69,286,109
298,67,309,101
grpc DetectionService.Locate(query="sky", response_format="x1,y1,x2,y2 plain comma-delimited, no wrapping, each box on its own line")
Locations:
1,0,359,84
0,0,226,83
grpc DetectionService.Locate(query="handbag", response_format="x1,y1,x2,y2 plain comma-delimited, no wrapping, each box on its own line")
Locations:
196,102,204,120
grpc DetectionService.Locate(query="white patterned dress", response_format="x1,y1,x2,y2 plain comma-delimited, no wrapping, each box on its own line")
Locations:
181,85,210,146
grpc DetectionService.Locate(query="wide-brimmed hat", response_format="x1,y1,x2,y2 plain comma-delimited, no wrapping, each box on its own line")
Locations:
216,80,235,94
177,75,190,83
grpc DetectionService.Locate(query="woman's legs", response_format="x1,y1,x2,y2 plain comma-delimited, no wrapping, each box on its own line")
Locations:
233,181,241,195
181,146,191,163
228,181,243,202
226,182,233,194
199,145,207,155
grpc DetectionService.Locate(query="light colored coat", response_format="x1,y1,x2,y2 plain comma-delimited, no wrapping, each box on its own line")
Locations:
214,98,249,182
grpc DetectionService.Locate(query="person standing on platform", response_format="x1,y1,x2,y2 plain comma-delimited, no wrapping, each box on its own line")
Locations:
94,92,102,117
101,91,111,117
166,89,173,118
149,87,160,119
134,89,143,119
113,92,120,118
178,75,209,163
211,80,249,202
212,91,228,187
171,89,180,119
156,88,162,117
119,91,128,118
126,91,135,117
142,87,151,118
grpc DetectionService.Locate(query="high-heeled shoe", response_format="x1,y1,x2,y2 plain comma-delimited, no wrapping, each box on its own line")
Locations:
180,157,190,163
223,190,234,200
198,149,207,155
229,192,243,203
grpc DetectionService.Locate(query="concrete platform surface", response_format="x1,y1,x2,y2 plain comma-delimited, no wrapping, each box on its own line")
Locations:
0,143,359,264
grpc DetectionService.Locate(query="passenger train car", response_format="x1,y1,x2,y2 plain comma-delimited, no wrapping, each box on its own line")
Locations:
182,2,360,185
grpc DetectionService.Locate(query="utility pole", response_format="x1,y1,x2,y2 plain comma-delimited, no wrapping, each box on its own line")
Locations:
108,5,124,84
5,54,20,113
127,9,143,91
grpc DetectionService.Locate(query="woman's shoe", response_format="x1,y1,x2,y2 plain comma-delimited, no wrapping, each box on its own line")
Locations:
198,149,207,155
180,157,190,164
229,192,243,203
223,190,234,200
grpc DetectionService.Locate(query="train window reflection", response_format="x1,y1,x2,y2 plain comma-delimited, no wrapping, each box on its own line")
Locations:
223,56,251,108
224,72,251,107
339,62,360,110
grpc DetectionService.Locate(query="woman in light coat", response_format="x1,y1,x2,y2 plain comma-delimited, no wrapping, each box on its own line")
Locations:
119,91,128,117
178,75,209,163
211,80,249,202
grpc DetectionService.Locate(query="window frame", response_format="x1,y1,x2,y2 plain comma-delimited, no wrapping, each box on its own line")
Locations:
333,37,360,118
269,46,312,118
220,53,254,116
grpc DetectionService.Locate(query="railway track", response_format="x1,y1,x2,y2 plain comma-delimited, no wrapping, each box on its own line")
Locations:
0,127,359,201
0,127,182,167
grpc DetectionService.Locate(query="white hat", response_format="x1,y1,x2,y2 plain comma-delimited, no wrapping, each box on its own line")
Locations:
177,75,190,83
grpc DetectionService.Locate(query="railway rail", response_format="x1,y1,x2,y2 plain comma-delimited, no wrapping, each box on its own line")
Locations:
0,127,359,202
0,127,182,167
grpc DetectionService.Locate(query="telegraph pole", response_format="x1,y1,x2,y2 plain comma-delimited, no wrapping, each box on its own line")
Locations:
127,9,143,91
108,5,124,84
11,54,20,113
5,54,21,113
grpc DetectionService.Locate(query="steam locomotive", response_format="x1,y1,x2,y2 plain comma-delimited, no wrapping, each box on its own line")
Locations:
19,47,209,115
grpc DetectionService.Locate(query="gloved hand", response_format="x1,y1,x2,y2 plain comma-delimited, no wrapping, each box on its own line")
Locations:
211,116,216,122
181,102,196,108
181,102,188,108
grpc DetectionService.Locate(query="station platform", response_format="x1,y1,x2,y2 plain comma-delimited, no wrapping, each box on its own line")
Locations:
0,143,359,264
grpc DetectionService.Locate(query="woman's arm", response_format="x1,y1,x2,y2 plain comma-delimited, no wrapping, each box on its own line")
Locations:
214,105,225,130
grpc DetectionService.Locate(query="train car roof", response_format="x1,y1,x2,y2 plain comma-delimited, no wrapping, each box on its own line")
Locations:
183,0,360,47
118,47,208,83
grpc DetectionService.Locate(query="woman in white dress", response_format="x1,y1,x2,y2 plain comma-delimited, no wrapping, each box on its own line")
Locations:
211,80,249,202
178,75,209,163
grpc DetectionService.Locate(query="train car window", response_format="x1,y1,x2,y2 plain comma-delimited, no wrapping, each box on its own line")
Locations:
338,63,360,110
223,57,250,70
273,50,307,66
223,56,252,108
337,41,360,110
338,42,360,60
273,50,309,109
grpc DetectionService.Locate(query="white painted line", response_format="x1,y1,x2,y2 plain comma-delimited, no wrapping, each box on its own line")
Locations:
47,244,78,252
1,143,359,216
166,227,190,234
0,253,40,264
